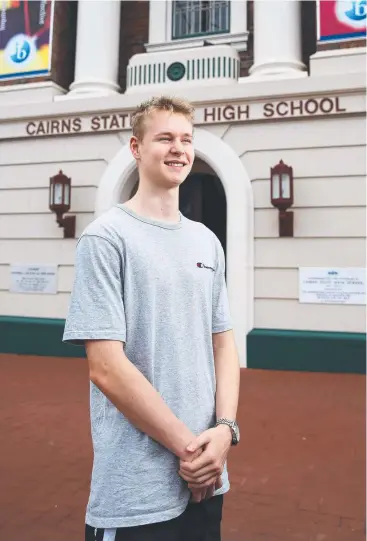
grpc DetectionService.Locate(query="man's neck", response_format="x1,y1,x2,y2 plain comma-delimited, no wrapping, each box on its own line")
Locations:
124,184,180,224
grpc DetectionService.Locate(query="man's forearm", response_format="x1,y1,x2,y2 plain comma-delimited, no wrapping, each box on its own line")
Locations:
86,340,195,461
213,330,240,421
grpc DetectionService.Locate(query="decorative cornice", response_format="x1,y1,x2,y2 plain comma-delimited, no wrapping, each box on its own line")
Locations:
0,72,364,123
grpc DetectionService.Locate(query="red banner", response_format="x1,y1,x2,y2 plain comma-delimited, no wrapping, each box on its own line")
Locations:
318,0,366,42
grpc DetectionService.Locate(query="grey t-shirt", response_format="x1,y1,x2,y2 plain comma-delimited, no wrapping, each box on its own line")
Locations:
63,204,233,529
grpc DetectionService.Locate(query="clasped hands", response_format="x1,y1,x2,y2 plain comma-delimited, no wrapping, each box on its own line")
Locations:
178,425,232,503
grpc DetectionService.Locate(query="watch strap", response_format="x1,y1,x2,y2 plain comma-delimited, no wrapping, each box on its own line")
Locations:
215,418,239,445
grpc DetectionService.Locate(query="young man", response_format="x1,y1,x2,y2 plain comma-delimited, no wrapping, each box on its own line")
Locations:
63,96,240,541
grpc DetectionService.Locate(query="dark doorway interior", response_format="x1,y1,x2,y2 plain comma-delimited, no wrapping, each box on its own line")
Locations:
179,172,227,257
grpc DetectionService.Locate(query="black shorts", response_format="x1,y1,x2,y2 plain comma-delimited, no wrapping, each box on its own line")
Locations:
85,494,223,541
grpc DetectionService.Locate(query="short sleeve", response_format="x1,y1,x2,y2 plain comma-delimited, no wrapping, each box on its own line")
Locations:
63,234,126,346
212,236,233,334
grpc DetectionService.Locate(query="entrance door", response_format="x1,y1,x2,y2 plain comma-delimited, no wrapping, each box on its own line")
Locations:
179,173,227,256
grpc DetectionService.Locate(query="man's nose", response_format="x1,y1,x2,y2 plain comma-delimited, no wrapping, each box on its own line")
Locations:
171,140,184,154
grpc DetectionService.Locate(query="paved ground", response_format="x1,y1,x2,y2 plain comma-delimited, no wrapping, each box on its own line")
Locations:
0,353,365,541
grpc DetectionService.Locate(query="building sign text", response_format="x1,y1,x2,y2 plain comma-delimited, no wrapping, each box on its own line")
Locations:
203,96,346,122
13,94,353,139
299,267,366,305
10,265,58,295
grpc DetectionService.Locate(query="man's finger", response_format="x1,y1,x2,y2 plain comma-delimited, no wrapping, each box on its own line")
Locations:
179,464,220,482
215,476,223,490
188,473,223,490
181,470,218,485
190,487,206,503
189,475,217,488
188,476,218,490
187,447,202,462
205,484,215,499
186,430,212,453
180,452,213,474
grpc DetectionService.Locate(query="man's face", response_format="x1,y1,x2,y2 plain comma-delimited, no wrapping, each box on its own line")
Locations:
131,110,195,189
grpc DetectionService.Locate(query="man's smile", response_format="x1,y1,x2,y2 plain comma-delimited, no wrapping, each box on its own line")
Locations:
165,160,186,168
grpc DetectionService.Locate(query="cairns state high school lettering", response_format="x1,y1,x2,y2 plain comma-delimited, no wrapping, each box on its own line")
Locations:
23,95,349,138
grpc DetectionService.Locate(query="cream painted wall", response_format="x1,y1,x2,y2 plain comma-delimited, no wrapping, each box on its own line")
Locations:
0,132,126,318
214,114,366,333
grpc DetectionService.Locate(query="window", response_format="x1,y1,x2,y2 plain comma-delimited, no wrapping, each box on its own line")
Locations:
172,1,230,40
147,0,248,54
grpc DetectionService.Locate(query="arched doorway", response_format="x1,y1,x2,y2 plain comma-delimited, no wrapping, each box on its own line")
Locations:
95,127,254,367
179,172,227,257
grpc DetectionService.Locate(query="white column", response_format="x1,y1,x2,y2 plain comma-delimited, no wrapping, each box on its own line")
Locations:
69,0,121,96
148,0,168,45
249,0,306,79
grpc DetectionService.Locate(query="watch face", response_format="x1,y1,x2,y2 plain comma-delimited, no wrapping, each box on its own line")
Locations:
233,423,240,444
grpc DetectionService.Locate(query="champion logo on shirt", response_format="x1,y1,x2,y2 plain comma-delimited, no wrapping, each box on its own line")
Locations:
197,262,215,272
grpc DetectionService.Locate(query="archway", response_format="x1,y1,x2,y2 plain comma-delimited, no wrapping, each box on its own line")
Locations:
179,170,227,258
95,127,254,367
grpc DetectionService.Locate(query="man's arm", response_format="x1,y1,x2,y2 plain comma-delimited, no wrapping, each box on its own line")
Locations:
178,330,240,487
213,329,240,422
86,339,198,463
179,234,240,489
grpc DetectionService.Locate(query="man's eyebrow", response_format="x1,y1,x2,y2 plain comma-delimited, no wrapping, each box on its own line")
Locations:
154,131,193,137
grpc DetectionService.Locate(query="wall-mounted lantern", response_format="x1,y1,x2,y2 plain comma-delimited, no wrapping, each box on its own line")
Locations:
270,160,294,237
49,170,76,238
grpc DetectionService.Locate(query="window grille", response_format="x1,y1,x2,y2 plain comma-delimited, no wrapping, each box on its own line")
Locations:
172,1,230,39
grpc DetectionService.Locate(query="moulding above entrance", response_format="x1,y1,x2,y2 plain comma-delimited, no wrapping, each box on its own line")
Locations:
0,91,365,141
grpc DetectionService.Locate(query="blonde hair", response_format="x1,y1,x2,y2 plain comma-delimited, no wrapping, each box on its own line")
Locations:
131,96,195,140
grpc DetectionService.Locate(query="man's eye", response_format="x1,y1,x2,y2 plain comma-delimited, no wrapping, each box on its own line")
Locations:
183,139,192,144
159,137,170,141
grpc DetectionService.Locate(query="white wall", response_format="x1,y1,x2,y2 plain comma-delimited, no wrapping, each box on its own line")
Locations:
217,115,366,332
0,133,124,318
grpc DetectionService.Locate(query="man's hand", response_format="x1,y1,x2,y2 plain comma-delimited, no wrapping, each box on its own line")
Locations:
181,434,224,503
189,476,223,502
179,425,232,489
183,447,206,503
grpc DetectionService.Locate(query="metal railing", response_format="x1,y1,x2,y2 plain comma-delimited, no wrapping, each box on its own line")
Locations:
172,1,230,39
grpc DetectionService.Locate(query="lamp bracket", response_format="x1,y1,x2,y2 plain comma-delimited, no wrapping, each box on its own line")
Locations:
279,210,294,237
56,213,76,238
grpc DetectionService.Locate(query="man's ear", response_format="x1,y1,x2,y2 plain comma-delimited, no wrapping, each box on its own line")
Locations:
130,136,140,160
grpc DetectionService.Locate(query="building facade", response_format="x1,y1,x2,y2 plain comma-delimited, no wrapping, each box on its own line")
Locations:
0,0,366,371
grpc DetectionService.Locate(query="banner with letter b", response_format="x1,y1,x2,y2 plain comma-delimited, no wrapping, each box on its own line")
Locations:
0,0,54,81
318,0,366,42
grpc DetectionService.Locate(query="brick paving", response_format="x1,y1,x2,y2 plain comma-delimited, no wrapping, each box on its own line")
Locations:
0,353,365,541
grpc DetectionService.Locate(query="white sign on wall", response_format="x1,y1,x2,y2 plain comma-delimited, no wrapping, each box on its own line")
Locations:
10,265,58,294
299,268,366,305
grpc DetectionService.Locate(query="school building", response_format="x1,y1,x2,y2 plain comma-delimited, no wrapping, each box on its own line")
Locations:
0,2,366,540
0,0,366,371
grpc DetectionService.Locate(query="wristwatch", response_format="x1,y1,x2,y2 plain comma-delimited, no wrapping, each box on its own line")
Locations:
215,418,240,446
